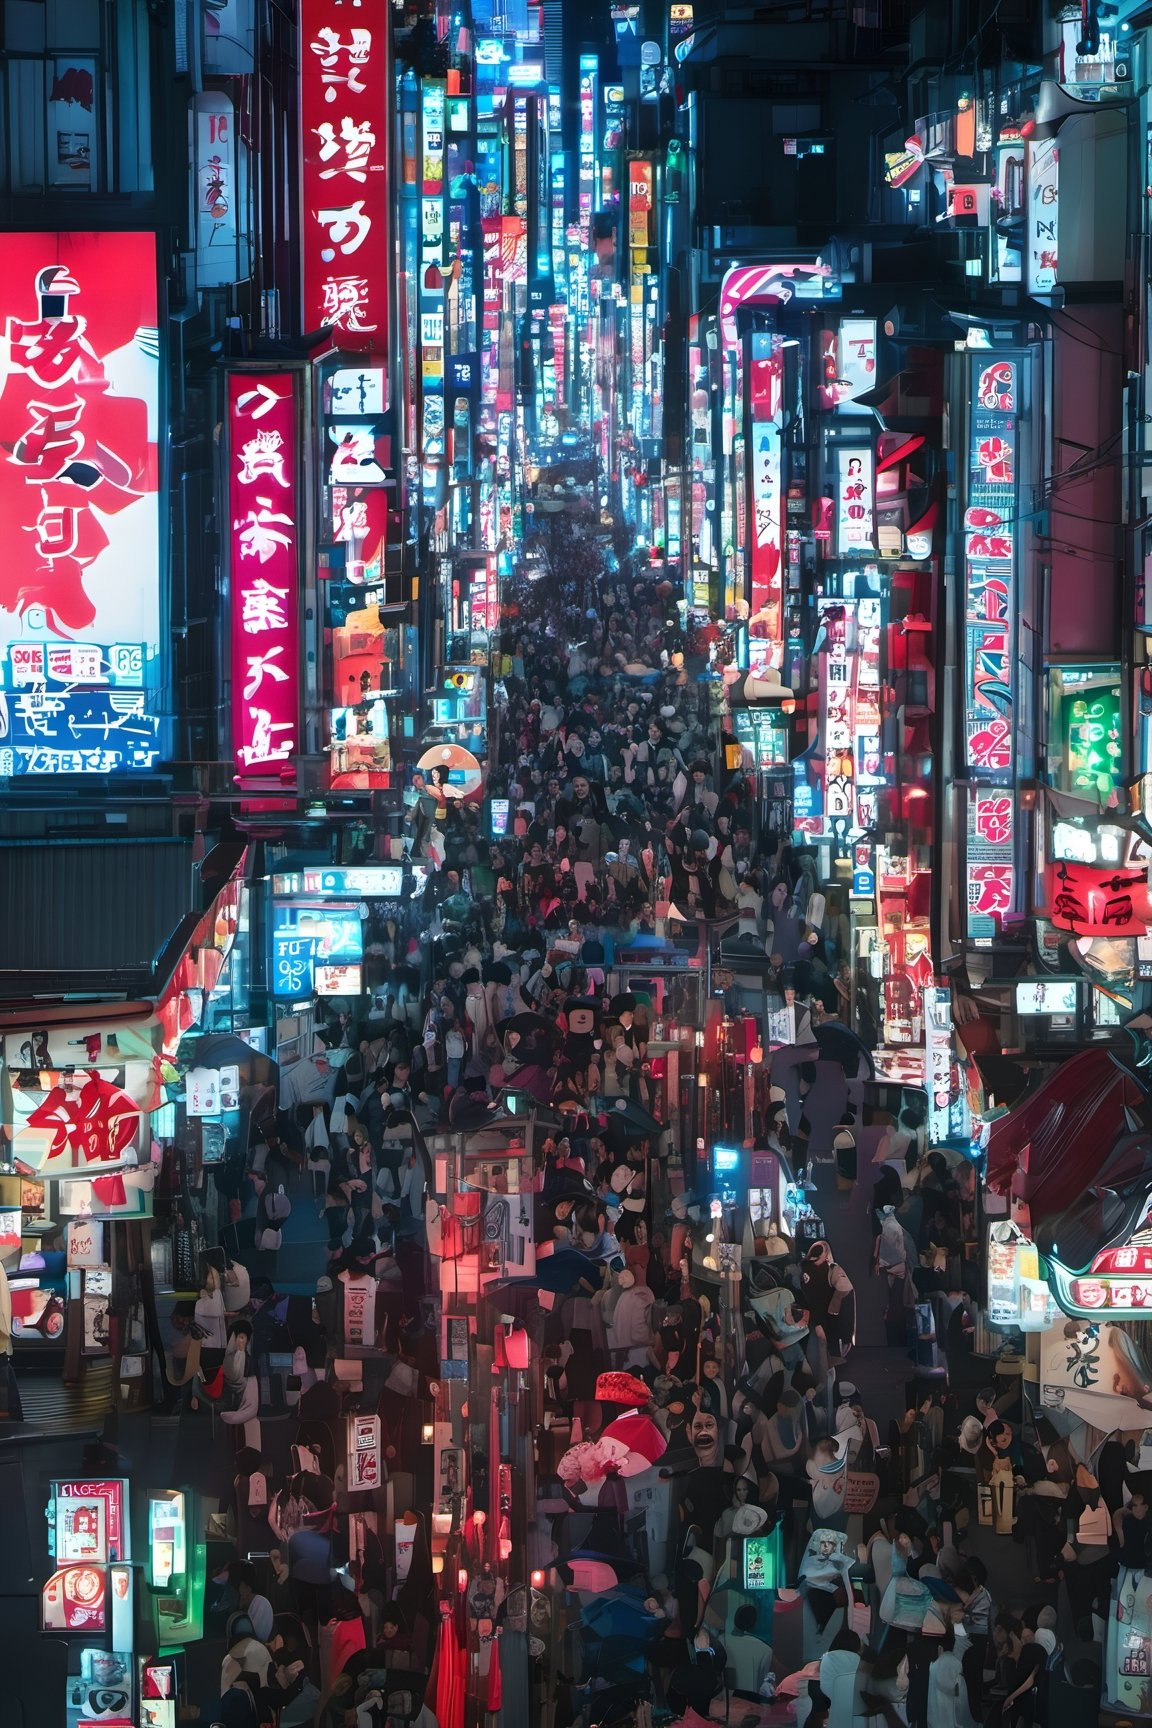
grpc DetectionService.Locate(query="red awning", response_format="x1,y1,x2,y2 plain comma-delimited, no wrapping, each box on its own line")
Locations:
984,1046,1146,1211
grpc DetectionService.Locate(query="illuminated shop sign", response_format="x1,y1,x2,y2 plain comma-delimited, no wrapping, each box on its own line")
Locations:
0,232,161,775
821,600,855,825
854,596,883,835
272,902,364,998
1044,857,1152,937
835,447,874,555
194,91,237,288
420,83,447,478
300,0,391,346
1052,665,1121,801
578,57,598,243
747,335,783,672
1025,138,1058,294
628,157,653,278
272,866,404,898
964,356,1017,781
924,986,969,1144
321,361,394,791
228,373,300,778
1044,1213,1152,1319
52,1479,128,1564
148,1491,187,1589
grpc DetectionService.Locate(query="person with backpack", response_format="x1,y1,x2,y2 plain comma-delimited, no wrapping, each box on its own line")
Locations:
255,1183,292,1261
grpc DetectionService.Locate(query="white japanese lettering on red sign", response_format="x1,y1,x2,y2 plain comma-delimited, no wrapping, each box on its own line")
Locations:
301,0,390,348
228,374,299,776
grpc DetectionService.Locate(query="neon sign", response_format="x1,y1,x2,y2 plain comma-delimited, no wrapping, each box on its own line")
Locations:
228,373,299,778
1045,1226,1152,1320
964,355,1017,787
0,233,161,774
747,334,783,671
300,0,391,347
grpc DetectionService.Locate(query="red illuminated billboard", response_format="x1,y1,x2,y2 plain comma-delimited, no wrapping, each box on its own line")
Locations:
0,232,161,774
227,374,300,778
300,0,391,349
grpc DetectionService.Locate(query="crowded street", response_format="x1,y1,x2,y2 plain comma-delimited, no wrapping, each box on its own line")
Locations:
2,1,1152,1726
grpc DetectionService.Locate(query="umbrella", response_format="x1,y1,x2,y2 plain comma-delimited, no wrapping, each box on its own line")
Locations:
483,1247,601,1303
184,1030,279,1088
814,1021,875,1081
600,1096,665,1137
580,1586,659,1643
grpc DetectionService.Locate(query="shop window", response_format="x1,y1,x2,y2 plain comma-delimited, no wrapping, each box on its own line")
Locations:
1046,664,1122,802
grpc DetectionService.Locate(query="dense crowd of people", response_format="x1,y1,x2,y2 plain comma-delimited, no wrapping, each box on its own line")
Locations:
159,531,1144,1728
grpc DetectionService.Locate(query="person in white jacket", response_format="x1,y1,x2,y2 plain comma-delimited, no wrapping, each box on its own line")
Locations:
607,1269,655,1370
926,1628,980,1728
818,1631,865,1728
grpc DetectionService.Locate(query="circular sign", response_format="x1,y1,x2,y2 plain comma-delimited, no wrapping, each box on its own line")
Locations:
416,743,484,803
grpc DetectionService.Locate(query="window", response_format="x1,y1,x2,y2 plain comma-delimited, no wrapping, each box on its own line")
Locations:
2,0,153,196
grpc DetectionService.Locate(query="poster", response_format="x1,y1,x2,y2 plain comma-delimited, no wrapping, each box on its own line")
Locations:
341,1271,376,1347
836,447,875,554
1025,138,1059,294
57,1496,106,1563
67,1217,104,1269
348,1413,381,1491
54,1479,126,1562
41,1565,107,1632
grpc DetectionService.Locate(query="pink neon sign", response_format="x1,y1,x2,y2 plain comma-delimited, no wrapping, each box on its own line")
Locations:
228,373,299,778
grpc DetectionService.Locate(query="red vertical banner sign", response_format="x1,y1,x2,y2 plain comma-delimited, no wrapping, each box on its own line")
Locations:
300,0,390,349
228,374,300,778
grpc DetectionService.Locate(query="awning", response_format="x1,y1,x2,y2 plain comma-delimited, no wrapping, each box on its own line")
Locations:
984,1045,1148,1210
0,839,195,1000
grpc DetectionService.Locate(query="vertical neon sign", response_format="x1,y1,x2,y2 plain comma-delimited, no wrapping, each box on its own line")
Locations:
300,0,391,349
228,373,300,778
747,334,784,672
420,83,446,479
964,353,1018,938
